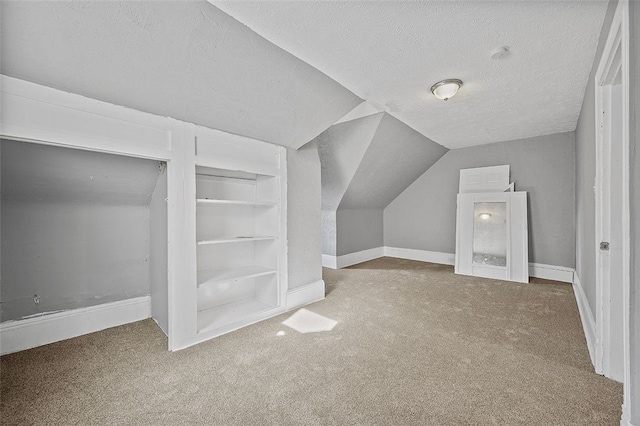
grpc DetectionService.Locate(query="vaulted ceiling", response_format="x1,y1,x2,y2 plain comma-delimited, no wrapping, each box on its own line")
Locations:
213,0,609,149
0,1,610,219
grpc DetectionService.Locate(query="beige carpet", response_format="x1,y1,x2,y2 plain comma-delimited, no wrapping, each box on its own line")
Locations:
1,258,622,425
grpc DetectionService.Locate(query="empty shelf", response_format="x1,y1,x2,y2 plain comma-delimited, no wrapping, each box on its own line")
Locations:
198,265,277,288
197,236,277,245
197,298,276,333
196,199,276,207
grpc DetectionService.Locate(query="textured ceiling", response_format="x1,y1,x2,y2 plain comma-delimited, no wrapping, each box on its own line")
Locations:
0,1,361,149
340,113,447,209
213,0,608,149
317,114,383,211
316,112,447,211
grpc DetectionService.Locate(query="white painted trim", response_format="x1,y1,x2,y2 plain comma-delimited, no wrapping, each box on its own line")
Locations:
279,146,290,316
384,246,455,265
0,75,173,161
286,280,325,311
322,254,338,269
0,296,151,355
322,247,385,269
594,2,631,409
528,263,574,283
620,412,634,426
325,247,574,283
337,247,385,268
572,273,597,366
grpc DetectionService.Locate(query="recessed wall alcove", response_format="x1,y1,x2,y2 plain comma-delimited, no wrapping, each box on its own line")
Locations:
0,139,168,327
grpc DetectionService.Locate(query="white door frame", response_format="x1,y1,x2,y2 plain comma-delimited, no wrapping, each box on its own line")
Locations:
594,0,630,420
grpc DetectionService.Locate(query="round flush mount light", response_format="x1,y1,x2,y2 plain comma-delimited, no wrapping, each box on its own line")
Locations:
430,79,463,101
491,46,510,60
479,213,492,220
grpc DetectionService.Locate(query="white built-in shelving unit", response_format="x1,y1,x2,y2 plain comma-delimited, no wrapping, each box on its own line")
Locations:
187,127,287,345
0,76,307,354
194,166,282,334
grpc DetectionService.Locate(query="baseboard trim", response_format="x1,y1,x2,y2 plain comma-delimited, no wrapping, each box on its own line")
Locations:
326,247,574,284
321,254,337,269
322,247,385,269
572,273,596,366
528,262,574,283
384,247,455,265
286,280,325,311
0,296,151,355
620,406,632,426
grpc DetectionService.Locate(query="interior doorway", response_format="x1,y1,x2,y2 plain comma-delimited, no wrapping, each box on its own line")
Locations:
594,0,629,386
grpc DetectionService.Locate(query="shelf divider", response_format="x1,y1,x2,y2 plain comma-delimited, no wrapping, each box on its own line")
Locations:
196,198,276,207
197,298,275,333
197,265,276,288
197,235,277,245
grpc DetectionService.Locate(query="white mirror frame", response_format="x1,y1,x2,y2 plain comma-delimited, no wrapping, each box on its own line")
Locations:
455,191,529,283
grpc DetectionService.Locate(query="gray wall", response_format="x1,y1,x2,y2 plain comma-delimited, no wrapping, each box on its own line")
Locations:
336,209,383,256
287,143,323,289
0,140,160,321
384,132,576,268
574,0,618,320
322,210,337,256
149,165,168,334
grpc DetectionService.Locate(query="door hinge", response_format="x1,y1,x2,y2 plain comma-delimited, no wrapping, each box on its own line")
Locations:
600,241,610,251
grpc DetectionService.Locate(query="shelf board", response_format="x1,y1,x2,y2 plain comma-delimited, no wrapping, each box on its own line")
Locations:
197,236,276,245
197,265,277,288
197,298,276,333
196,199,276,207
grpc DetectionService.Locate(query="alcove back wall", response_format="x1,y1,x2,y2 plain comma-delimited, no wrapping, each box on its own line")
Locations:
0,140,164,321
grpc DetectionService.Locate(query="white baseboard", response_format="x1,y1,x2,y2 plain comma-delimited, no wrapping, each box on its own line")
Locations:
620,408,631,426
286,280,325,311
0,296,151,355
384,246,455,265
620,404,635,426
322,254,337,269
572,273,596,366
322,247,385,269
324,247,575,284
528,262,574,283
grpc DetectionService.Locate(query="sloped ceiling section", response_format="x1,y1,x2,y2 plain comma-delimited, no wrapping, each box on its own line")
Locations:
316,113,384,211
316,112,447,212
316,112,447,255
0,1,361,149
1,140,160,206
340,113,448,209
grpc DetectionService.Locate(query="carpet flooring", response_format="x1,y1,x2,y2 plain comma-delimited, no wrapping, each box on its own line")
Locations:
0,258,623,425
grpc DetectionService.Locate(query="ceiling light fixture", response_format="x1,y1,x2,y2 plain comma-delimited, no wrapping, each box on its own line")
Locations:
491,46,510,60
430,79,463,101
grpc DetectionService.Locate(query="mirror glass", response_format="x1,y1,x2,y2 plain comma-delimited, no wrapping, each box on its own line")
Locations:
473,202,507,267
